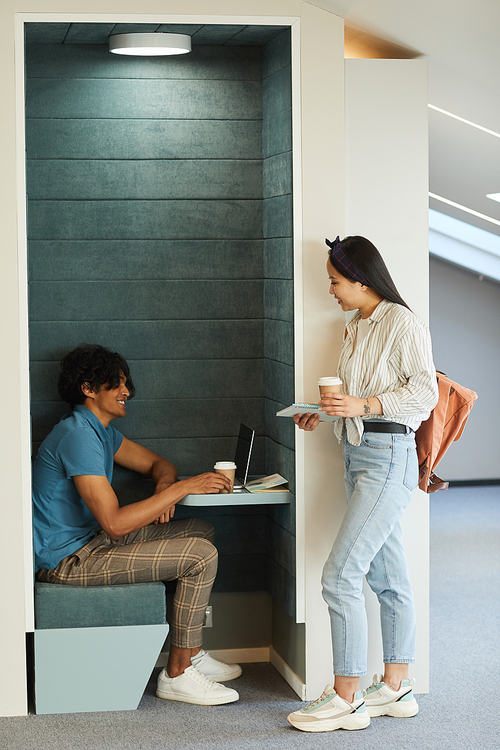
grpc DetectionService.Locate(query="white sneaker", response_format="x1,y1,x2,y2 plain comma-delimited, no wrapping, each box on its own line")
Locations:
191,649,242,682
364,673,419,717
156,665,239,705
287,685,370,732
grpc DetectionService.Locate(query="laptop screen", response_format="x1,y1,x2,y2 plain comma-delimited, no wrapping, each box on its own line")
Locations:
233,423,255,487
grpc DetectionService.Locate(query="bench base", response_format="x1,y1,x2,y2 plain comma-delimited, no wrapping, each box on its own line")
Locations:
34,623,169,714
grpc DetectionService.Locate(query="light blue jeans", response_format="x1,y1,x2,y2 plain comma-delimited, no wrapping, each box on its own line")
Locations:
321,428,418,677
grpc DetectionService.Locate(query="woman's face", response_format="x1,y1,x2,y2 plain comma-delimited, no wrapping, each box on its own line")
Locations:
326,260,364,312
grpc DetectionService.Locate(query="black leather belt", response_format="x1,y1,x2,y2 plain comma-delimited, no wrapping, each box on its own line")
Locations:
363,422,412,434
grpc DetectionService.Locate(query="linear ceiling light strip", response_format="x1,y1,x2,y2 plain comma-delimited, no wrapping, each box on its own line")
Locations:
429,193,500,228
428,104,500,140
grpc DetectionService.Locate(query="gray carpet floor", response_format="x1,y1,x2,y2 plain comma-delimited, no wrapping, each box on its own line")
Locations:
1,485,498,749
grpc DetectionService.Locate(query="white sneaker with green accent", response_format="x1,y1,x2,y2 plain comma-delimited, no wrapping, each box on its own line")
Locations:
287,685,370,732
364,673,419,717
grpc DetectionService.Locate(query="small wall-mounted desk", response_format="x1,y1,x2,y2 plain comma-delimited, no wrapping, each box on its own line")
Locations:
178,486,291,507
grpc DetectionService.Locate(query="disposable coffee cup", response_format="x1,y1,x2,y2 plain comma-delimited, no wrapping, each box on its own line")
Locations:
214,461,236,493
318,376,342,397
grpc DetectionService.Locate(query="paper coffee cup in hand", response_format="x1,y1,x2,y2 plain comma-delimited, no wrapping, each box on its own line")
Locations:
317,376,342,396
214,461,236,493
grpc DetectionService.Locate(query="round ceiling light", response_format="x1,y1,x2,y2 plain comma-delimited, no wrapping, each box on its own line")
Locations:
109,33,192,56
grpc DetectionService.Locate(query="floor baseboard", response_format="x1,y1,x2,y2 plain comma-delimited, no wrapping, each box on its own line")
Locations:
269,647,306,701
155,647,270,669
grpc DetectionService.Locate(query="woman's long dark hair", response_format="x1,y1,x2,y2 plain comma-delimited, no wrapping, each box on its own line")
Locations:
328,235,410,309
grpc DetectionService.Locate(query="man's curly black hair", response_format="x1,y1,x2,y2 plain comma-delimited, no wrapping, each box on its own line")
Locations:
58,344,136,408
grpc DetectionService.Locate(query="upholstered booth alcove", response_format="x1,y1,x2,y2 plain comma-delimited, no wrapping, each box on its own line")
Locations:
26,21,299,684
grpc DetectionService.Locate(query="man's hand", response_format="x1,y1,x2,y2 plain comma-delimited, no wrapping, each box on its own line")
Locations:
177,472,232,496
154,506,176,524
153,482,176,523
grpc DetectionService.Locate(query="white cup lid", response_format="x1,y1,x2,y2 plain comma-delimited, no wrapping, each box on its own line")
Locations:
317,376,342,385
214,461,237,470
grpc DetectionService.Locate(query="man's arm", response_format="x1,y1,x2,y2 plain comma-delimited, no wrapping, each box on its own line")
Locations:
113,436,179,524
113,436,178,490
73,437,231,539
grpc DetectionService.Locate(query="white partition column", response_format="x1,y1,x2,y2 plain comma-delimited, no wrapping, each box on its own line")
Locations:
345,59,430,692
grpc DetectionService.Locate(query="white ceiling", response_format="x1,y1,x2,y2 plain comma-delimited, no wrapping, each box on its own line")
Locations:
316,0,500,237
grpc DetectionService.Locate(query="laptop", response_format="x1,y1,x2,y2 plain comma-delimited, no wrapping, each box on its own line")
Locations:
233,423,255,489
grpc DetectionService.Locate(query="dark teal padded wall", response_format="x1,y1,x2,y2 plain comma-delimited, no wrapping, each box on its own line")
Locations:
26,42,267,593
262,30,296,619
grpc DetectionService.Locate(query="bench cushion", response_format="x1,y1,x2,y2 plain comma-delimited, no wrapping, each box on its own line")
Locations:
35,581,166,629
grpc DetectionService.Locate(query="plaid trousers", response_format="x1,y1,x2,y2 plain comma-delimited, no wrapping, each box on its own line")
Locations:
36,517,217,649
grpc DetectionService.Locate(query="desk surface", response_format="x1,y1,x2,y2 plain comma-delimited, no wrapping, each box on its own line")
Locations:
178,487,290,507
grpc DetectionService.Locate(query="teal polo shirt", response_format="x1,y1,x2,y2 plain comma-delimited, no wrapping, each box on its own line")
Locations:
32,404,123,572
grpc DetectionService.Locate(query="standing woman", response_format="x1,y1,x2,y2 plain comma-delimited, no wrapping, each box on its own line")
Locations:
287,236,438,733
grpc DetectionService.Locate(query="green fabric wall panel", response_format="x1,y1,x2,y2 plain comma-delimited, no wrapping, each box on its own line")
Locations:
262,65,292,119
264,320,293,365
26,44,261,80
202,514,266,555
264,279,294,323
27,160,262,200
119,399,265,440
263,238,293,280
265,440,296,494
28,240,263,281
29,280,263,321
29,320,264,361
111,435,266,489
263,195,293,239
264,359,294,405
267,518,295,578
28,200,263,240
226,26,287,46
262,29,291,79
262,110,292,159
263,152,292,199
267,556,295,619
24,24,70,44
62,24,115,44
267,501,296,541
31,397,265,443
189,26,247,45
26,119,263,160
212,553,266,593
264,398,294,451
26,79,262,120
30,359,264,402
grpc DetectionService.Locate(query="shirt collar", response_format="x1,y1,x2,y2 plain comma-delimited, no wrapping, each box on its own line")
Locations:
348,298,393,330
366,298,394,324
73,403,109,440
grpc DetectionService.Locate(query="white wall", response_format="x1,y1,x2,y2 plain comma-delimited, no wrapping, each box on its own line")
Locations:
344,59,430,691
430,256,498,481
296,3,347,702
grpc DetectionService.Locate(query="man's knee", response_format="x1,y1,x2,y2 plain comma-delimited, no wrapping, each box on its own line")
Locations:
189,518,215,543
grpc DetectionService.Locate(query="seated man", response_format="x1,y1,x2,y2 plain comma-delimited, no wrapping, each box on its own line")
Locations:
32,344,241,706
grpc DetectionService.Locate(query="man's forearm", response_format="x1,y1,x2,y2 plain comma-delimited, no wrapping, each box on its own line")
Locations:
151,457,178,491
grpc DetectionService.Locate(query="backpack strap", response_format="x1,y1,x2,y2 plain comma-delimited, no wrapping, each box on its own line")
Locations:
427,472,449,493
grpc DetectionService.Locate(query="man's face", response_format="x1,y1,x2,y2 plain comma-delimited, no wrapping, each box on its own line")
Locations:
83,374,129,426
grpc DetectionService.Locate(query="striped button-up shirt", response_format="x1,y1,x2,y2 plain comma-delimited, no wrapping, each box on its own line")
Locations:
334,298,438,446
